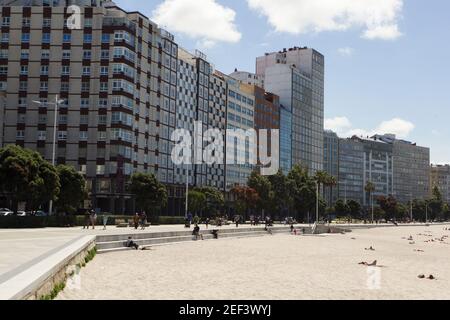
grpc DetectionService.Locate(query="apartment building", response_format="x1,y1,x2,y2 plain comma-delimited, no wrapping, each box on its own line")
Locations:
0,2,180,214
257,47,324,173
430,164,450,203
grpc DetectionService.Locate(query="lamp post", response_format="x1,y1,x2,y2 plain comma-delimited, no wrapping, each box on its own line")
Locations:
33,95,65,216
315,180,319,224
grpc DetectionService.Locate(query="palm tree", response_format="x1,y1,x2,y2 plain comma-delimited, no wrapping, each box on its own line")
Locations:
314,170,329,198
365,181,376,223
326,175,337,207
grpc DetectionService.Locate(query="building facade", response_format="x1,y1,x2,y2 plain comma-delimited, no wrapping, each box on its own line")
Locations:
0,2,182,214
229,69,264,88
225,78,256,190
430,165,450,203
256,47,324,173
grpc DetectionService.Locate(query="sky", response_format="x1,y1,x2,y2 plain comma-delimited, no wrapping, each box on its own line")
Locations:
115,0,450,164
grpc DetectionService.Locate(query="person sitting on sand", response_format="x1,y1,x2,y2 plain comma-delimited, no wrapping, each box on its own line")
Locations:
126,237,139,250
365,246,375,251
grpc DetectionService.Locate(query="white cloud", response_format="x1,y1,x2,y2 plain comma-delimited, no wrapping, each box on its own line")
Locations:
338,47,354,57
152,0,242,47
325,117,352,134
247,0,403,40
325,117,415,139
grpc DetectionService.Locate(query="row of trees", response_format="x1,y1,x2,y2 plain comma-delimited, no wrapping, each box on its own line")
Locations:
0,145,86,214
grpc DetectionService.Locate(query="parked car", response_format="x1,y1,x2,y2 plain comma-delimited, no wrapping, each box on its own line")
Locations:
16,211,27,217
33,211,48,217
0,208,14,216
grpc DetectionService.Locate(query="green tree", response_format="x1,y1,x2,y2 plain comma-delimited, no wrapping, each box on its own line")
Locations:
377,195,398,221
412,199,426,222
314,170,329,198
325,175,337,206
231,186,259,219
247,170,272,216
188,190,207,216
268,169,292,216
129,172,168,216
347,200,362,220
287,165,316,222
335,199,350,219
428,186,443,220
194,187,224,216
0,145,60,213
55,165,87,214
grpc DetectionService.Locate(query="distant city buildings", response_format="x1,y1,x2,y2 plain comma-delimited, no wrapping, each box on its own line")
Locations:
324,131,431,206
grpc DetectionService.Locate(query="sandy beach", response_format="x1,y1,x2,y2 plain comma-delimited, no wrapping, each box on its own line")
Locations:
57,224,450,300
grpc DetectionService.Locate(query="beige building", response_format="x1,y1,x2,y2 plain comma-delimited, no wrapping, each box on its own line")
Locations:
0,2,180,214
430,164,450,203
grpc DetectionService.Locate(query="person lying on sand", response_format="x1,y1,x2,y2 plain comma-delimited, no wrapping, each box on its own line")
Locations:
418,274,436,280
358,260,377,266
365,246,375,251
126,237,139,250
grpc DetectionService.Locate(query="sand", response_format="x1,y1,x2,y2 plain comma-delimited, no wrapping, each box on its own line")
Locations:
57,225,450,300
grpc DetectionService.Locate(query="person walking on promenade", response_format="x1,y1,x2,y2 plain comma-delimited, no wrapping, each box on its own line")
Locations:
83,210,90,230
89,209,97,230
133,213,140,230
140,212,147,230
235,215,240,228
205,218,210,229
102,214,108,230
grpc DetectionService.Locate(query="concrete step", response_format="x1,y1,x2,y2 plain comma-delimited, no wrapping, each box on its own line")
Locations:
96,229,283,253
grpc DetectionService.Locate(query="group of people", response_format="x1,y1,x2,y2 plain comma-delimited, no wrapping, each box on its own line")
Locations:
133,212,148,230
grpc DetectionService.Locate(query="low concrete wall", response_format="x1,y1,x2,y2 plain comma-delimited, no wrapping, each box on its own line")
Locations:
0,235,95,300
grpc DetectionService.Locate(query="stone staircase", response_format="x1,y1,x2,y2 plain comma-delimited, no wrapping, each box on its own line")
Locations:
96,226,292,254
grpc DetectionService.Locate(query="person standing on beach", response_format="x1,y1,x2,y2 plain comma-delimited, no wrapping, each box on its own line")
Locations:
205,218,210,229
140,212,147,230
83,210,90,230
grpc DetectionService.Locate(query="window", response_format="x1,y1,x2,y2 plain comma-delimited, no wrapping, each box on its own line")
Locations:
62,50,71,59
40,65,49,75
19,81,28,91
59,114,67,124
58,131,67,140
100,66,108,75
0,81,6,91
83,50,92,60
16,130,25,139
21,33,30,43
82,67,91,76
43,19,51,28
81,98,90,108
41,50,50,59
42,33,51,43
101,34,110,43
22,18,31,27
81,81,90,92
63,33,71,43
79,131,88,141
96,165,105,175
101,50,109,60
84,18,92,28
2,17,10,27
1,33,9,43
0,50,8,59
20,50,29,60
18,114,26,123
98,115,107,125
83,34,92,43
38,131,47,141
80,114,88,124
60,82,69,92
62,66,70,75
20,66,28,75
98,131,106,141
0,66,7,75
40,81,48,91
100,82,108,92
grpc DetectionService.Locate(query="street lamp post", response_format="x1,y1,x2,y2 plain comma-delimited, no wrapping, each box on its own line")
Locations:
315,180,319,224
33,95,64,216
